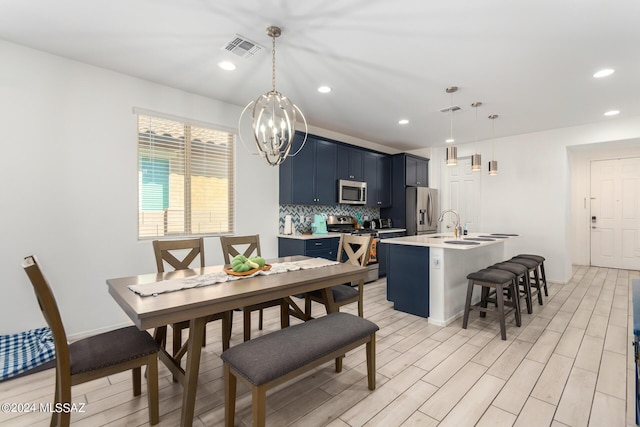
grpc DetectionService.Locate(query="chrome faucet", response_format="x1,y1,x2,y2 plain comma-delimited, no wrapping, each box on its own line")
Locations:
438,209,463,238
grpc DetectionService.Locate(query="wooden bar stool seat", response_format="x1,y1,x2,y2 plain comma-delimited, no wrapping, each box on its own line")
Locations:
462,268,520,340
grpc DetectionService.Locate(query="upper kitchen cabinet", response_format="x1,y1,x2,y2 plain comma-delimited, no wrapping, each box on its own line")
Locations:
363,152,391,207
279,134,337,205
405,155,429,187
336,145,364,181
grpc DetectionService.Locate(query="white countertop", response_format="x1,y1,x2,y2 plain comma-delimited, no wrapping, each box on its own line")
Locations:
380,232,518,250
277,228,407,240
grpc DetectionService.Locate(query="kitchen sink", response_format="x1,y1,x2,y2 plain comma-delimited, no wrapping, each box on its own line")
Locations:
444,240,480,245
464,237,495,242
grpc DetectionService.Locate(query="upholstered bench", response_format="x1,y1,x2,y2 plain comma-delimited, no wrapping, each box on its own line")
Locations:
220,312,379,427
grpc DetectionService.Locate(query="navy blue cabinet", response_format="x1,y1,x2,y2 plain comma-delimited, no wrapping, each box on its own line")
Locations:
280,134,337,205
364,152,391,207
377,231,406,277
386,244,430,317
381,153,430,229
405,155,429,187
337,145,364,181
278,237,339,260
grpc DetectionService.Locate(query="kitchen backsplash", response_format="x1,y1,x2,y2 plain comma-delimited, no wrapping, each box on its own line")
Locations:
279,205,380,234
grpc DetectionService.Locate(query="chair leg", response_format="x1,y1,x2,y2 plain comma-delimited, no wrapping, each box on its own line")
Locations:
172,325,182,357
511,281,521,327
522,274,533,314
533,268,543,305
146,355,159,425
480,286,489,318
58,376,72,427
132,367,142,396
258,309,264,330
540,263,549,296
462,279,474,329
153,326,167,349
335,356,344,372
496,284,507,340
50,375,61,427
366,334,376,390
280,300,290,329
224,364,236,427
243,309,252,342
304,295,312,318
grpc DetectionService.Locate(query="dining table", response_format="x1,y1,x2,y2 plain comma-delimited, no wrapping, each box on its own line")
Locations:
106,255,367,427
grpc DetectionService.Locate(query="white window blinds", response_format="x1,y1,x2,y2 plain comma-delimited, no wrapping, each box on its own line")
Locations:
137,113,235,239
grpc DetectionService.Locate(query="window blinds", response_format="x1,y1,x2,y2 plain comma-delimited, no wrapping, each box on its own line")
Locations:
137,114,234,239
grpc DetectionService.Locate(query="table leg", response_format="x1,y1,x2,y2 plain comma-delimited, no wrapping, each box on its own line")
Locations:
180,316,207,427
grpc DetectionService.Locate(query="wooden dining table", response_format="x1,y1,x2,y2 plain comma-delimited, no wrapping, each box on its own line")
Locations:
106,255,367,427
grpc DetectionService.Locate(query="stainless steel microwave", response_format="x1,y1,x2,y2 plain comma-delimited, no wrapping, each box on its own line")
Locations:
338,179,367,205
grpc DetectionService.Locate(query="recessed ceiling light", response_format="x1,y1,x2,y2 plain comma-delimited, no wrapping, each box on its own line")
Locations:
218,61,236,71
445,138,455,143
317,86,332,93
593,68,614,78
604,110,620,116
398,119,409,125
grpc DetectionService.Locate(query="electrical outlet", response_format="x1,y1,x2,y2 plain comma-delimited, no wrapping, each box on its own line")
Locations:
300,215,305,223
432,256,441,269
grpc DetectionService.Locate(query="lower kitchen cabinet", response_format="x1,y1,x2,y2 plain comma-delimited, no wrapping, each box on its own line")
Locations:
377,231,406,277
278,237,339,261
386,244,430,317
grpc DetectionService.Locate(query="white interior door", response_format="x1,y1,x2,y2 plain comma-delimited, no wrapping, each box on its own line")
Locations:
590,157,640,269
445,156,481,232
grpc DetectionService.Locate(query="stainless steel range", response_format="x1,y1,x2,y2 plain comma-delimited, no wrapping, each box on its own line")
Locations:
326,215,379,283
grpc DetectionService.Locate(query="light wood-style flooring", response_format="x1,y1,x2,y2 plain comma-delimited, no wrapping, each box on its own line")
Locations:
1,265,638,426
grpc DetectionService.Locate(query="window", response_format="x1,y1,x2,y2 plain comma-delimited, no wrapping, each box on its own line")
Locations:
137,113,234,239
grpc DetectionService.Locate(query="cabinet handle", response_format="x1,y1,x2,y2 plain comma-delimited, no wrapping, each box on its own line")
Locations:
417,181,421,185
315,242,322,246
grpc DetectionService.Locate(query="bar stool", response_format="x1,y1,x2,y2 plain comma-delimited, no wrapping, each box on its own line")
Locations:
510,257,544,305
489,261,533,314
463,268,520,340
516,254,548,296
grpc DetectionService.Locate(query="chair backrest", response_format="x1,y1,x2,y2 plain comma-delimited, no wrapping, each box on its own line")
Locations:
220,235,261,264
152,238,205,273
337,234,373,267
22,256,71,375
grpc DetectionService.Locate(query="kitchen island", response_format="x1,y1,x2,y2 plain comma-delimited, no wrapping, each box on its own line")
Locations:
381,232,517,326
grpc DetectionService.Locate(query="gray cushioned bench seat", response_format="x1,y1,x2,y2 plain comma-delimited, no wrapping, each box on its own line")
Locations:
221,312,378,427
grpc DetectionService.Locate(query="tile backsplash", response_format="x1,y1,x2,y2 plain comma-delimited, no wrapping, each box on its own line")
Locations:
279,204,380,234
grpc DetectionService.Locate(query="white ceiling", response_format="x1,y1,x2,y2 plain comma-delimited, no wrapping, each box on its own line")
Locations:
1,0,638,151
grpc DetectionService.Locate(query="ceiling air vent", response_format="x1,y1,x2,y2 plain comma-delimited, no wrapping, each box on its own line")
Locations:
440,105,462,113
222,35,263,59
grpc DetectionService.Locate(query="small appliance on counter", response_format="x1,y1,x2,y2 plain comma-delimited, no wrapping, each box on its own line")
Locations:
372,218,393,229
311,214,328,235
283,215,293,235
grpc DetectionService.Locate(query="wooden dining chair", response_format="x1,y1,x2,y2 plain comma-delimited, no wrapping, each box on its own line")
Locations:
152,238,232,360
22,255,160,426
220,235,290,341
305,234,373,318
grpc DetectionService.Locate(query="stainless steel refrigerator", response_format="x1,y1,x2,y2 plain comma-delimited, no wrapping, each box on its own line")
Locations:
405,187,438,235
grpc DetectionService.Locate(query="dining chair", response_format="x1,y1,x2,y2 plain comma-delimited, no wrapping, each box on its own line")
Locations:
220,235,290,341
305,234,373,318
152,238,232,360
22,255,160,426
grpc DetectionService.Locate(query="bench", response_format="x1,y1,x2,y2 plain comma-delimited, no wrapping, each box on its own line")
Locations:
220,312,379,427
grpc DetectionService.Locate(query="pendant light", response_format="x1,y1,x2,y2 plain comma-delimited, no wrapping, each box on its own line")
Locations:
488,114,499,175
238,26,308,166
445,86,458,166
471,102,482,171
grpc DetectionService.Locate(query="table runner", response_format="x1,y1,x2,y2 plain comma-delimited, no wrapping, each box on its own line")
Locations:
128,258,340,297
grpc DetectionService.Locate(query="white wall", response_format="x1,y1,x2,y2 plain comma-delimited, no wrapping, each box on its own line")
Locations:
433,117,640,284
0,40,282,336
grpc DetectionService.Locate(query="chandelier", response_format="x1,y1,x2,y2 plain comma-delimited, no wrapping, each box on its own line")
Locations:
239,26,307,166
